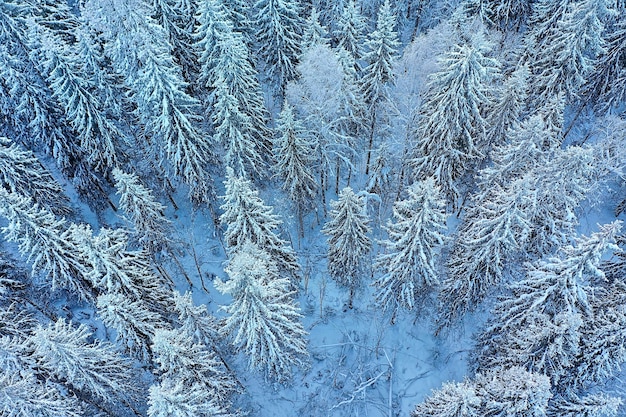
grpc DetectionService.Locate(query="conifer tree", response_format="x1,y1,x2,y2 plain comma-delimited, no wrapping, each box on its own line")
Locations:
97,291,164,362
373,179,446,321
216,243,308,381
485,65,529,149
529,0,615,103
113,168,173,254
29,318,136,403
220,168,300,281
33,26,123,171
148,377,229,417
194,0,233,90
485,0,532,30
476,222,622,385
301,7,328,48
438,177,534,327
253,0,302,91
213,80,265,178
151,327,235,405
71,225,172,313
411,35,500,205
274,102,318,235
322,187,372,307
0,190,93,300
335,0,366,64
0,137,71,216
361,0,400,175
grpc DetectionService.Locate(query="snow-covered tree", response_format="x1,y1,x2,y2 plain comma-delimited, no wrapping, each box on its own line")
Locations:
361,0,400,174
286,44,363,205
273,102,318,235
151,327,235,404
334,0,366,63
194,0,233,90
0,190,93,299
411,34,500,205
548,393,621,417
476,222,622,385
82,0,214,204
71,225,172,314
485,65,529,149
529,0,615,103
29,318,136,403
148,377,229,417
0,370,82,417
438,177,533,327
584,17,626,111
213,80,265,178
173,291,220,346
0,137,71,216
411,367,552,417
253,0,302,91
301,7,328,48
216,243,308,381
31,24,123,171
323,187,371,307
113,168,173,254
486,0,533,30
97,291,164,361
220,168,300,281
373,179,446,321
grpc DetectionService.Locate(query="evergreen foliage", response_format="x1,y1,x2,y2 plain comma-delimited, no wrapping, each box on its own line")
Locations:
373,179,446,319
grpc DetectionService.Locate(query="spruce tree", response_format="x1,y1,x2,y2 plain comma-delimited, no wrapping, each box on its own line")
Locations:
0,137,71,216
29,318,136,403
253,0,302,91
220,168,300,281
361,0,400,175
0,190,93,300
322,187,372,307
216,243,308,381
274,102,318,236
411,35,500,205
373,179,446,321
113,168,173,254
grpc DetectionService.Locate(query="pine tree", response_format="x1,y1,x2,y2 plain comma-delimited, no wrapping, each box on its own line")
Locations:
173,291,220,347
274,102,318,235
216,243,308,381
322,187,372,307
220,168,300,281
253,0,302,91
0,190,94,299
29,318,136,403
373,179,446,320
0,136,71,216
411,380,481,417
548,393,621,417
411,34,500,205
361,0,400,175
113,168,173,254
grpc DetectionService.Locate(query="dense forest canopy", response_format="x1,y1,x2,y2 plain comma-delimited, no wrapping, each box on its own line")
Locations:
0,0,625,416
